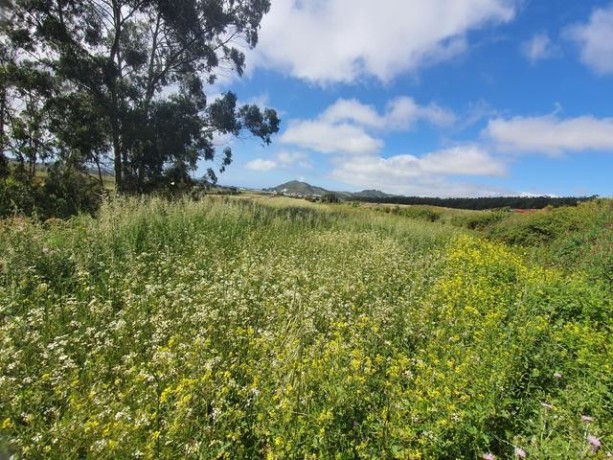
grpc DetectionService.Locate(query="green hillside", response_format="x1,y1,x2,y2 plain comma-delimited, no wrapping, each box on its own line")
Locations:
264,180,391,200
264,180,331,196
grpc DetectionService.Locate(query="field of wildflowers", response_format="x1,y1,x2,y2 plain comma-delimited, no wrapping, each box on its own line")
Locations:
1,196,611,459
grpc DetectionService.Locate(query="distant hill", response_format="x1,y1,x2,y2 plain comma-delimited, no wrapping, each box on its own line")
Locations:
264,180,330,196
264,180,391,200
262,180,595,210
352,189,393,199
264,180,393,200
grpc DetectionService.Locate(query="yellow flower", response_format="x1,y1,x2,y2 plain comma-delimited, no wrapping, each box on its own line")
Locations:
1,417,13,430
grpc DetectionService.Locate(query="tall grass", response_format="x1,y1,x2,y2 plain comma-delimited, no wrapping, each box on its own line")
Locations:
380,199,613,288
0,196,611,458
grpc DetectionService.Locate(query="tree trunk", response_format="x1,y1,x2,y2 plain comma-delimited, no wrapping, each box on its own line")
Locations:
95,156,103,187
109,0,124,192
0,88,7,178
111,93,123,192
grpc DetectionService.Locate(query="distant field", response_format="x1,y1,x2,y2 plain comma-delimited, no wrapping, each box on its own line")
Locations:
1,196,611,459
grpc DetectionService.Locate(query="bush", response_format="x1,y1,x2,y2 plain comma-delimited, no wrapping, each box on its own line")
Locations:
484,200,613,285
449,210,508,230
321,192,340,203
399,206,442,222
0,163,105,219
0,175,42,217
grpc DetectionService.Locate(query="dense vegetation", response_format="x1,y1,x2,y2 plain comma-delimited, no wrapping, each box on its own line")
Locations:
355,194,597,210
1,196,611,459
0,162,105,219
377,199,612,287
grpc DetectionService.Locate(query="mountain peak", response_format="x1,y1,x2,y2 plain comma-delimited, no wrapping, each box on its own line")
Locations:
264,180,329,196
264,180,392,199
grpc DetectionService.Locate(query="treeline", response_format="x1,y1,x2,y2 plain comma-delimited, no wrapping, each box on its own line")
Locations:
354,195,598,210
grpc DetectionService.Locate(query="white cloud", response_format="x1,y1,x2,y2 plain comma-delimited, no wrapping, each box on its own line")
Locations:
456,99,500,130
281,120,383,155
322,97,456,129
419,146,506,176
281,97,455,155
333,146,504,179
387,97,457,128
484,115,613,154
521,33,558,63
275,151,312,168
278,97,508,197
254,0,516,83
245,93,271,107
567,3,613,75
321,99,383,129
330,146,506,197
245,159,277,171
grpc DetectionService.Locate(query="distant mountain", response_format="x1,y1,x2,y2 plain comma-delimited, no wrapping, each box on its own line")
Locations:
264,180,330,196
262,180,593,209
352,189,393,199
264,180,391,200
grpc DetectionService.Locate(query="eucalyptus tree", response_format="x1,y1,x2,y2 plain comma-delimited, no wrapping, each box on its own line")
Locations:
0,37,57,180
4,0,279,191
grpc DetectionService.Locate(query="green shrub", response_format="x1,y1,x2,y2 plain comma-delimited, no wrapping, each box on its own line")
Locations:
0,163,105,219
321,192,340,203
40,164,105,219
399,206,442,222
0,174,42,217
449,210,508,230
484,200,612,285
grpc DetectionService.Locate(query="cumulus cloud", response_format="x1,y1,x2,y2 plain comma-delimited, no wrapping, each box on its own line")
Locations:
281,97,455,155
253,0,517,83
521,33,559,62
418,146,507,176
320,99,383,129
330,146,506,197
333,146,505,179
278,97,506,196
321,97,456,129
245,159,277,171
567,3,613,75
281,120,384,155
275,151,313,168
484,115,613,154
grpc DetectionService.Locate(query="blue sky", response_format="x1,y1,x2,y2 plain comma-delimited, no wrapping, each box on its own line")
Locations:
200,0,613,197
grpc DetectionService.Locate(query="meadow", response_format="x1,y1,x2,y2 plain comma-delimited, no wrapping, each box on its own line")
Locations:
0,196,611,459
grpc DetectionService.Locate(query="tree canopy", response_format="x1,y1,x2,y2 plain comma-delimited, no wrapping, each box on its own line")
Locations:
1,0,279,195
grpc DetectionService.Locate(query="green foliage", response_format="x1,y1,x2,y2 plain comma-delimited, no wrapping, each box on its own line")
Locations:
39,164,105,219
394,205,442,222
0,163,104,219
449,209,508,230
355,194,595,210
394,200,612,287
483,200,613,286
0,173,39,216
0,197,611,458
321,192,340,203
2,0,279,192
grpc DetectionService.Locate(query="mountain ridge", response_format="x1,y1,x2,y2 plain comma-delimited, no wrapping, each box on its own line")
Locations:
263,180,392,199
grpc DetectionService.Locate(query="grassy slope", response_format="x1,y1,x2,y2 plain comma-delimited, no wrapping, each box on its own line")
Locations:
0,196,611,459
371,199,613,288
